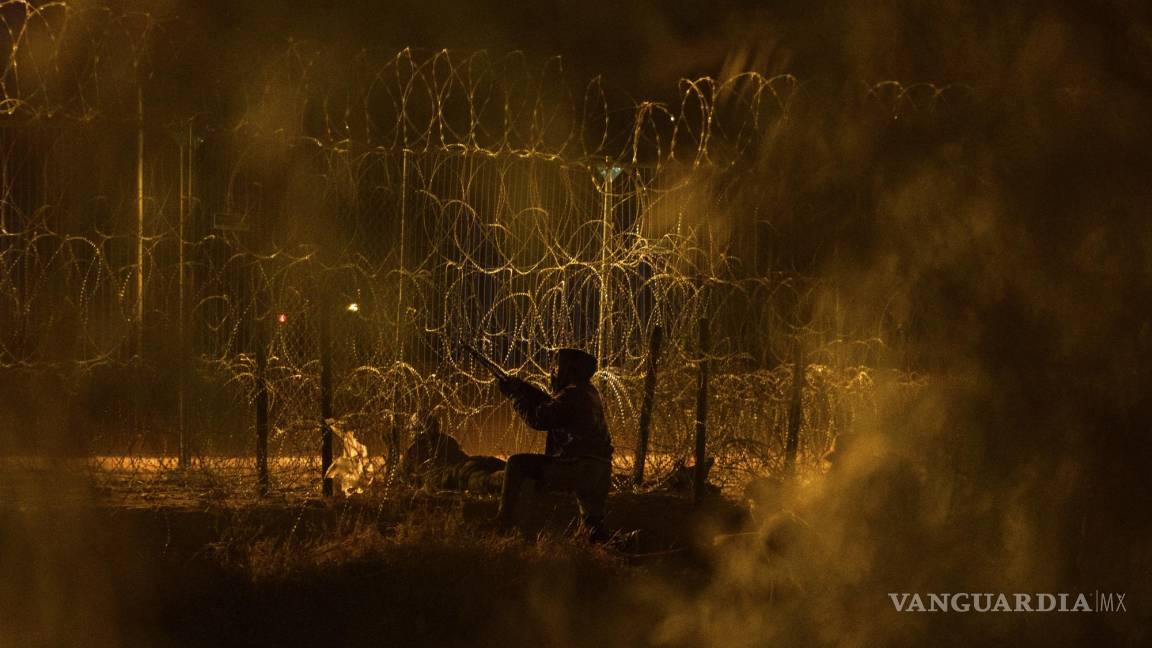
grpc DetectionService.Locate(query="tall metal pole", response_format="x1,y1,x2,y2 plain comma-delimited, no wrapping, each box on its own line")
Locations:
135,85,145,360
395,150,407,362
132,84,146,451
390,151,408,486
177,123,188,468
598,170,612,366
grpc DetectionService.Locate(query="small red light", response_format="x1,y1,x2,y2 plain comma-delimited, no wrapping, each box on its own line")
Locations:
277,313,288,324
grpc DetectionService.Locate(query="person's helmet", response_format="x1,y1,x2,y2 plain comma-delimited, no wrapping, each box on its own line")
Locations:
556,348,597,383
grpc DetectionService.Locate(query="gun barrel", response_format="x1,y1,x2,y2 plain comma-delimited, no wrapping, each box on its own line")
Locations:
462,343,509,381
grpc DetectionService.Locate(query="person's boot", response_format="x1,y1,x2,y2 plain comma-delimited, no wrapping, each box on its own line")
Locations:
490,507,515,532
493,461,526,532
582,515,611,544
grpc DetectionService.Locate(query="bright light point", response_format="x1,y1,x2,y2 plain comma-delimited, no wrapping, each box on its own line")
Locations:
277,313,288,323
347,303,360,312
598,165,623,181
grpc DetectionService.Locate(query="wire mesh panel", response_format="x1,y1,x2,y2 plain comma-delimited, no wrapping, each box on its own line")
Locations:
0,4,928,502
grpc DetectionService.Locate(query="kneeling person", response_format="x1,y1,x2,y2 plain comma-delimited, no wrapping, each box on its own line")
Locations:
496,348,613,540
401,416,506,493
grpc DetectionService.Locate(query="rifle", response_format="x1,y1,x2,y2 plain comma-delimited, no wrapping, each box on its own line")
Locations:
461,343,510,382
462,342,556,456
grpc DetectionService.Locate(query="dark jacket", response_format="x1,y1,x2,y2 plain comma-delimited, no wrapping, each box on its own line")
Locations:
401,430,506,492
505,379,613,459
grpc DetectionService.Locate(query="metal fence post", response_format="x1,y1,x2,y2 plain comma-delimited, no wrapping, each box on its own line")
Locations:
633,324,663,487
177,121,195,469
693,317,709,503
319,289,334,497
255,288,269,495
785,339,805,474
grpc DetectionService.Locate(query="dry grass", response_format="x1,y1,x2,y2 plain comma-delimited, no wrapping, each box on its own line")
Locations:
219,504,622,584
172,498,671,648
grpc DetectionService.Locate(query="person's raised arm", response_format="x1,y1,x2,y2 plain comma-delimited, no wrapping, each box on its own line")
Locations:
501,377,573,431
